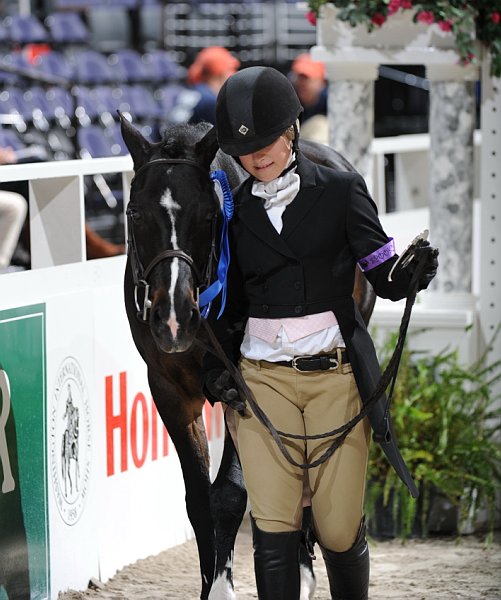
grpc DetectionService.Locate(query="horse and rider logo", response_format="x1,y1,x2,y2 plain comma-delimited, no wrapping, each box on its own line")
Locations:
50,357,91,526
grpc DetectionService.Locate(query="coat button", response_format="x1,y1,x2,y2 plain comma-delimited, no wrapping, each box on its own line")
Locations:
293,281,302,290
294,305,303,314
262,304,269,313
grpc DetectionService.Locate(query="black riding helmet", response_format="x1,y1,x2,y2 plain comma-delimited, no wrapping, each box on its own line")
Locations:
216,66,303,157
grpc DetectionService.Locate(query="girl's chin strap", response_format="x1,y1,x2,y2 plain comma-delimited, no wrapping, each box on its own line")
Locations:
199,169,234,319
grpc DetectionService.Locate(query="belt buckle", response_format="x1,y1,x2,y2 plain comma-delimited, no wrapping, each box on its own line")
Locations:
325,356,339,370
291,355,339,372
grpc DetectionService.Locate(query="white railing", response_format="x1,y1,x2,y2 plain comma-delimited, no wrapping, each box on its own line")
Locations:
0,155,133,269
370,129,482,213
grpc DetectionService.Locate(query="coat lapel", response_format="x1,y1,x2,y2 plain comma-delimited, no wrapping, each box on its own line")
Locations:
236,154,323,258
237,179,298,259
281,156,324,240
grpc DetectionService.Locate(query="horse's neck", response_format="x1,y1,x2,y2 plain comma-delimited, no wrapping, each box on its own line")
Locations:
211,151,249,189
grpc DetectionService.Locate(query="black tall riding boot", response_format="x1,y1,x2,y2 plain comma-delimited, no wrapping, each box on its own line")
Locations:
251,515,302,600
320,518,370,600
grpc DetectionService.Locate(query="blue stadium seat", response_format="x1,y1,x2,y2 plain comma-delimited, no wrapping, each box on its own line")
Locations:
0,127,26,151
44,87,75,128
120,84,162,120
72,50,117,85
77,125,114,158
143,50,186,83
108,49,151,83
33,51,75,84
3,15,49,44
45,12,91,45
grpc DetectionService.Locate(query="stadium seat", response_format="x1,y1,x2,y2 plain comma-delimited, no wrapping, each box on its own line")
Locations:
45,13,91,45
120,84,162,120
143,50,186,83
77,125,114,158
33,51,75,84
3,15,49,44
107,49,151,83
72,50,117,85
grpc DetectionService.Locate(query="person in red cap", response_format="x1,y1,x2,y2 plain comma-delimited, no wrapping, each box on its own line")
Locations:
290,53,327,124
186,46,240,125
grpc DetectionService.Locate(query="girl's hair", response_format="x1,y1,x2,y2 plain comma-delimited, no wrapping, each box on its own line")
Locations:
283,119,300,143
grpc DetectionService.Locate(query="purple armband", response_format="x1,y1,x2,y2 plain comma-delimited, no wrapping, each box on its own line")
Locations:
358,238,396,272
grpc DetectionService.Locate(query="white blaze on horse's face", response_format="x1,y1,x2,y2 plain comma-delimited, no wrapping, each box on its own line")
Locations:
160,187,182,340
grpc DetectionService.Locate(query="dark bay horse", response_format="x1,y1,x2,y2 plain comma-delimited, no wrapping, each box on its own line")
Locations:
119,114,375,600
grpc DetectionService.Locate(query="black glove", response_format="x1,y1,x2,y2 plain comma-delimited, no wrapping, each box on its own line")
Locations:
408,240,439,291
204,369,246,416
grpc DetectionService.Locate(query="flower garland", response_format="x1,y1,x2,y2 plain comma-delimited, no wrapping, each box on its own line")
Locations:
307,1,501,77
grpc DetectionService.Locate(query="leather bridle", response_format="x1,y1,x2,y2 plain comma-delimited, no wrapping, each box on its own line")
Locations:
127,157,217,322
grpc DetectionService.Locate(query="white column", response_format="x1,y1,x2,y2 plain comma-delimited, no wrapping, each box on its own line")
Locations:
479,58,501,365
426,64,478,305
325,63,379,187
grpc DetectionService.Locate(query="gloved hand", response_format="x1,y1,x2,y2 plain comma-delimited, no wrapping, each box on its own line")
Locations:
204,369,246,416
408,240,439,291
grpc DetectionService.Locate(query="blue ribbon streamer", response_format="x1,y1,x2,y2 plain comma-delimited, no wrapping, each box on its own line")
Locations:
199,170,234,319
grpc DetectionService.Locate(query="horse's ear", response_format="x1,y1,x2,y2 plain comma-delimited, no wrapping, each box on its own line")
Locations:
195,126,219,169
118,110,153,171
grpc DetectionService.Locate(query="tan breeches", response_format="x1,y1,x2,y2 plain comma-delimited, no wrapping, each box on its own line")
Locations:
235,357,371,552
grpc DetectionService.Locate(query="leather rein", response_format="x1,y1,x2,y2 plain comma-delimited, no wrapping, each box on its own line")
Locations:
127,158,217,322
197,252,429,470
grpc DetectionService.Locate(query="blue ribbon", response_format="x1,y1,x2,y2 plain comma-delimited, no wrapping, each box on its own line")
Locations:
199,170,234,319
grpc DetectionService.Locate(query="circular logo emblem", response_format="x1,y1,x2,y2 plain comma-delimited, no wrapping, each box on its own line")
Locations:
50,357,91,525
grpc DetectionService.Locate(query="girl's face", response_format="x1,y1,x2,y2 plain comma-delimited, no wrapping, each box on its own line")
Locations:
239,135,292,182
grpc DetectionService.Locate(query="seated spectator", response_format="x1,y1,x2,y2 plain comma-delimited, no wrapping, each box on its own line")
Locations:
0,147,28,273
290,53,327,123
187,46,240,125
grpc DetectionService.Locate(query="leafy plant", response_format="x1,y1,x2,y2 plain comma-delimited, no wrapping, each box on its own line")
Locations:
365,327,501,540
307,1,501,77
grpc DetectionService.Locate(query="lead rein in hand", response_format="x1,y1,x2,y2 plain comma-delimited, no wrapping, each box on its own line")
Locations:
197,248,437,470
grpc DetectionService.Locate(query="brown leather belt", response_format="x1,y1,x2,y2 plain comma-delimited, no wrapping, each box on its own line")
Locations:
274,350,349,372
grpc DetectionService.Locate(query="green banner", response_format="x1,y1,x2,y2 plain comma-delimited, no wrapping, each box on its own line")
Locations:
0,304,49,600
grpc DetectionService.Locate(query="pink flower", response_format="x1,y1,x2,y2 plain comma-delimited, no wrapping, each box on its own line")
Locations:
400,0,413,8
416,11,435,25
492,12,501,24
438,19,453,32
460,52,476,67
371,12,386,27
306,10,317,26
388,0,400,16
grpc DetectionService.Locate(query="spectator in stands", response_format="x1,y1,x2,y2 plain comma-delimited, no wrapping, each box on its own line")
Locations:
290,53,327,123
289,53,330,145
186,46,240,125
0,147,28,273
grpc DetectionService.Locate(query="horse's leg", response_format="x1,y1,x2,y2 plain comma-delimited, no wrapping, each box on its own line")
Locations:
209,425,247,600
149,375,215,600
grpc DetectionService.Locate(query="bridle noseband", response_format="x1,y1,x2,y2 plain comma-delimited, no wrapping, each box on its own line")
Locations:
127,158,216,322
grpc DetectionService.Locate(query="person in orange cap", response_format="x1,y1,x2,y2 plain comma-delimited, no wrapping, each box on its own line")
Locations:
186,46,240,125
290,53,327,124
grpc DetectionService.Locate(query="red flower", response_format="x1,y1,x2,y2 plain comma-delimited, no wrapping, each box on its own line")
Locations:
492,12,501,24
400,0,413,8
306,10,317,26
388,0,400,16
371,12,386,27
416,11,435,25
438,19,453,32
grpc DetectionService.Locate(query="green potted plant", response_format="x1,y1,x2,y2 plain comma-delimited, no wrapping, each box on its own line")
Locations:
365,327,501,541
306,1,501,77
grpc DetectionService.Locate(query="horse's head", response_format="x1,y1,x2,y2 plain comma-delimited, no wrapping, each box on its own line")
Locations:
120,113,220,354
